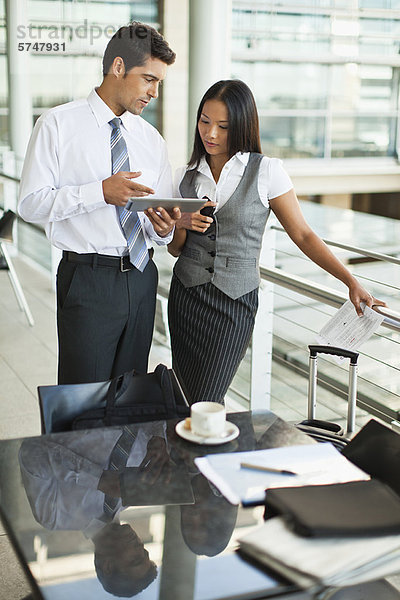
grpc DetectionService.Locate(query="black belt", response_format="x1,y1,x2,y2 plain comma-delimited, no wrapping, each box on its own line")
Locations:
63,249,153,272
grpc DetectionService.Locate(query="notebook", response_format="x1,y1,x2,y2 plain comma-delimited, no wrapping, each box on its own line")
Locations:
265,479,400,537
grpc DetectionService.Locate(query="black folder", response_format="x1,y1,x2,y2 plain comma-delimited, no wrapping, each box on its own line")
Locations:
265,479,400,537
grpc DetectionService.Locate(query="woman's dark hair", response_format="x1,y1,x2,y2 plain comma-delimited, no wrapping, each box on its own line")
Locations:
102,21,176,76
188,79,262,168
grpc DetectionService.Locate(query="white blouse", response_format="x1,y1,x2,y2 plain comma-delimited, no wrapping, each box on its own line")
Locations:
173,152,293,212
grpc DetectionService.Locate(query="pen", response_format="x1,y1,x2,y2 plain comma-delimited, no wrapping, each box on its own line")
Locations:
240,462,297,476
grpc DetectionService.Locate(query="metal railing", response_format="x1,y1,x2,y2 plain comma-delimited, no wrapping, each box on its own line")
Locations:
259,263,400,423
263,216,400,425
260,264,400,333
0,172,20,184
271,224,400,267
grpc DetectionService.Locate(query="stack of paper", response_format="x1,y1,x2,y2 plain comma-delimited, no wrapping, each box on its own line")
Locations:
194,443,369,505
238,516,400,592
318,299,384,353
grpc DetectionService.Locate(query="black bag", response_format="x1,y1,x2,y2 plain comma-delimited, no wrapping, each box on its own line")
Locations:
72,364,190,430
342,418,400,497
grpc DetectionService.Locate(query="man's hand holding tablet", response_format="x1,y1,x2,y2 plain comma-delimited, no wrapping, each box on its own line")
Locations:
144,205,181,238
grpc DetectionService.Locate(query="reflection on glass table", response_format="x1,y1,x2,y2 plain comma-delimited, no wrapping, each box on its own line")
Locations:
0,411,319,599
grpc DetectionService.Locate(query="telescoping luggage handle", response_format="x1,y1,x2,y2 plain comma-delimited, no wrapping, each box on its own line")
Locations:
308,345,359,434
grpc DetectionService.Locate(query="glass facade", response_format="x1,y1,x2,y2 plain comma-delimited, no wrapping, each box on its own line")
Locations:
231,0,400,159
26,0,159,127
1,1,400,228
0,0,161,154
2,1,400,161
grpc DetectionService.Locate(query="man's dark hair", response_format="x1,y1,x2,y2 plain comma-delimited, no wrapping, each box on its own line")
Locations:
93,522,158,597
102,21,176,76
189,79,262,169
95,554,158,597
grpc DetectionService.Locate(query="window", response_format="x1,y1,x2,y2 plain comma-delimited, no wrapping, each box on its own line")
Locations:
24,0,161,128
232,1,400,159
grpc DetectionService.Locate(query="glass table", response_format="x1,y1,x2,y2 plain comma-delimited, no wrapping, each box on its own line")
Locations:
0,411,347,599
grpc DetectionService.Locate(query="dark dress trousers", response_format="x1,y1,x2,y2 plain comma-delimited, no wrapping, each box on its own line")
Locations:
57,253,158,384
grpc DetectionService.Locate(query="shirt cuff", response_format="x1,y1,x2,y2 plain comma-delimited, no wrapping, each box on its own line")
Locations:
80,180,106,212
152,226,174,246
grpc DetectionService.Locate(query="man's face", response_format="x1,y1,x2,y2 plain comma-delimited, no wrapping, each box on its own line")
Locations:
113,56,167,116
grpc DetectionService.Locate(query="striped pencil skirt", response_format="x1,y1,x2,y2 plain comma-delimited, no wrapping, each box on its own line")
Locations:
167,274,259,405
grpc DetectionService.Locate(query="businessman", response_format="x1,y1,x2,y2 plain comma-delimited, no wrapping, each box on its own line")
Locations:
19,22,180,383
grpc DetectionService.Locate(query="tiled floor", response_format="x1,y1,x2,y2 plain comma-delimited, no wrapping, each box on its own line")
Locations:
0,255,399,599
0,256,56,598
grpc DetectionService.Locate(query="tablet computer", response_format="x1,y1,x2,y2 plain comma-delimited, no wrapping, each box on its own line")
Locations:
125,197,205,213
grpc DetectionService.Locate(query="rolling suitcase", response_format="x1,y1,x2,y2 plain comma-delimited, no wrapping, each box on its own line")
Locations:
296,345,359,450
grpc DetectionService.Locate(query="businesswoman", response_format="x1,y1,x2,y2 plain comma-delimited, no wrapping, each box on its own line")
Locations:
166,79,384,405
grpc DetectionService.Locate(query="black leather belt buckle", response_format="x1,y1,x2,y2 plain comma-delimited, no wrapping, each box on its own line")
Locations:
120,256,133,272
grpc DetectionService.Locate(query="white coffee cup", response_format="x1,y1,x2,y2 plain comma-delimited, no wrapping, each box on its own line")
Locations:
190,402,226,437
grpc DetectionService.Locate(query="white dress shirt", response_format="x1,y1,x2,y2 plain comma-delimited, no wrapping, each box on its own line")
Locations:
19,89,173,254
174,152,293,210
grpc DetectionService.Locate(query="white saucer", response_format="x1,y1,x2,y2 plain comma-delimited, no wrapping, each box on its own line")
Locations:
175,420,239,445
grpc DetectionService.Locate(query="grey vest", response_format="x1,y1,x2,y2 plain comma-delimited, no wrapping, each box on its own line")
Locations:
174,153,270,300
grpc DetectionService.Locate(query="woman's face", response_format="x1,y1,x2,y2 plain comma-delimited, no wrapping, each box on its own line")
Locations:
198,99,229,161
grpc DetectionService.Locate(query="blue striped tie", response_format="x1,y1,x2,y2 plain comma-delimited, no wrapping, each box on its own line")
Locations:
109,118,149,272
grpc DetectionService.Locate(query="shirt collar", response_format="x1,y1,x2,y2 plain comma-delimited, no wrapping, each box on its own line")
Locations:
236,151,250,165
197,155,211,177
196,151,249,177
87,89,135,132
87,89,116,128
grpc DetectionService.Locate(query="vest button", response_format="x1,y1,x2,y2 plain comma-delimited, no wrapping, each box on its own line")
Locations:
208,234,216,241
208,251,216,257
206,267,214,273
